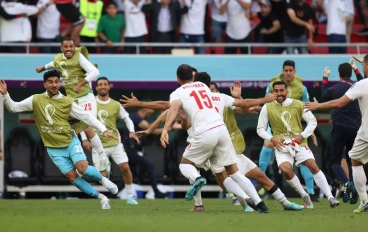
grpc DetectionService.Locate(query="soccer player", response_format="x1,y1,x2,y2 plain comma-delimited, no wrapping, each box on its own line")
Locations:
259,60,316,199
161,65,277,212
81,77,139,204
35,37,109,172
305,54,368,213
257,81,340,209
321,64,360,204
0,70,118,209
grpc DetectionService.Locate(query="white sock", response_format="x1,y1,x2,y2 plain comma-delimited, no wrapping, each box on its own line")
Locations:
352,166,368,203
313,171,333,200
226,191,238,200
229,171,262,204
90,135,107,160
270,188,290,207
286,175,309,198
125,184,134,199
98,193,106,200
190,178,202,206
179,164,200,183
223,177,248,200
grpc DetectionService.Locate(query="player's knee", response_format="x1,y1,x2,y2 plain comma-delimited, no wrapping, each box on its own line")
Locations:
280,164,294,179
65,170,79,182
119,163,131,174
304,160,320,174
75,161,89,174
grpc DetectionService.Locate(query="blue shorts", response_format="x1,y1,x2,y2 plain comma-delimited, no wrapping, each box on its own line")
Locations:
211,19,226,40
47,137,87,175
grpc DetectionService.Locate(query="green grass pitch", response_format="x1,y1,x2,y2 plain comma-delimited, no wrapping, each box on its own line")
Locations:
0,198,365,232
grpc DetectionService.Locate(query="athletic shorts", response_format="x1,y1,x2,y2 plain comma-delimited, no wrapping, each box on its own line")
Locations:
77,92,97,117
349,138,368,164
236,154,257,176
275,146,314,167
56,3,85,25
92,143,128,170
47,137,87,174
183,125,237,173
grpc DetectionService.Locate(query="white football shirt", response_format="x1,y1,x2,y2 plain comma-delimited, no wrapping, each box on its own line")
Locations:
211,92,235,118
345,79,368,141
170,81,224,135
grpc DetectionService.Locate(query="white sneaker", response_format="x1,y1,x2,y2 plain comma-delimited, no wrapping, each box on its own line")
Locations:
302,195,314,209
101,176,118,194
100,197,110,210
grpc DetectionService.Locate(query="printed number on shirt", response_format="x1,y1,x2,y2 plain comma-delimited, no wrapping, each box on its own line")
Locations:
74,144,83,153
84,103,92,111
190,90,213,109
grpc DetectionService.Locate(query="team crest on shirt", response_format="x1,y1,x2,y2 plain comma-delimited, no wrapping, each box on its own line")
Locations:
45,104,56,125
281,111,292,133
98,110,109,125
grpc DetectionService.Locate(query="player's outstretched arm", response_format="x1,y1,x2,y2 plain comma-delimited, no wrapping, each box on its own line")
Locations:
304,96,351,111
234,93,276,108
135,110,168,138
70,103,117,140
36,61,55,73
121,93,170,111
0,81,33,112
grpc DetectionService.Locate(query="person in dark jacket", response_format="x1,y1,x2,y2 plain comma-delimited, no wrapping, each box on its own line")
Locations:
321,62,361,204
145,0,188,54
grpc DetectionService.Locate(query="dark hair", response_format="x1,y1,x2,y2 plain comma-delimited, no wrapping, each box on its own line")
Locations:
194,72,211,87
338,63,352,79
106,2,117,7
210,82,219,92
364,54,368,63
96,76,109,85
43,69,61,82
272,81,287,89
61,37,75,46
283,60,295,69
177,64,193,81
192,67,198,75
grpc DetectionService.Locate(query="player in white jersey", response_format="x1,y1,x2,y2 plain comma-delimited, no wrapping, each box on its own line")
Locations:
305,54,368,213
160,64,276,212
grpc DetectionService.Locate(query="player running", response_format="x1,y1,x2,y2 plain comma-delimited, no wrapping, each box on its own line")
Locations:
257,81,340,209
81,77,140,205
0,70,118,209
35,37,109,172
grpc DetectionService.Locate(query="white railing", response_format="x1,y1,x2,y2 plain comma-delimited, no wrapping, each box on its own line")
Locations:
0,42,367,54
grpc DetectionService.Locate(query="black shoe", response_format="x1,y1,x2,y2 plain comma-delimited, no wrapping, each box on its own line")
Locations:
356,28,368,36
154,190,170,199
310,193,320,202
256,201,269,213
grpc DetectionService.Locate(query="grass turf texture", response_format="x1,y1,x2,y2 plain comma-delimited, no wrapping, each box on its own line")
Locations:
0,198,364,232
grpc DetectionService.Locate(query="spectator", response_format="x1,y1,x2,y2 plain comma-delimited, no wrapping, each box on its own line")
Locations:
179,0,207,54
146,0,187,54
79,0,104,53
123,0,148,54
221,0,251,54
98,2,125,54
311,0,327,24
284,0,314,54
345,0,355,43
54,0,85,45
36,0,60,54
323,0,348,54
258,0,284,54
356,0,368,35
0,0,45,53
269,0,286,25
211,0,227,53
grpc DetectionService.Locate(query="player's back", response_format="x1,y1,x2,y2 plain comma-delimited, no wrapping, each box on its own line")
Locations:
170,82,223,135
350,79,368,139
211,92,234,118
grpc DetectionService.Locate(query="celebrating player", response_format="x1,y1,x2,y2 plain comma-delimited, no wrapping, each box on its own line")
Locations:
257,81,340,209
35,37,110,172
305,55,368,213
0,70,118,209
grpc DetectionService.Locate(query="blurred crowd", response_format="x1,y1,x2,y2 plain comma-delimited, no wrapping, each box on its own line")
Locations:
0,0,367,54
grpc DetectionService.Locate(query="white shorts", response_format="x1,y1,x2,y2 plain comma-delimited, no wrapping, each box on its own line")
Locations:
349,138,368,164
77,92,97,117
236,154,257,176
183,125,237,173
92,143,129,169
275,146,314,167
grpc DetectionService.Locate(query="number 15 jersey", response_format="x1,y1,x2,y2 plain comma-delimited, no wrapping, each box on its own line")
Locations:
170,81,226,136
